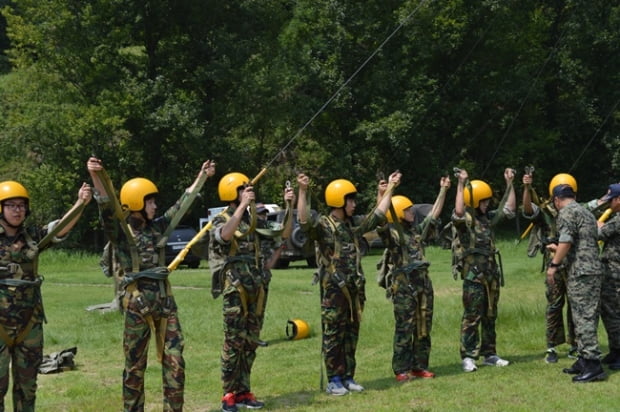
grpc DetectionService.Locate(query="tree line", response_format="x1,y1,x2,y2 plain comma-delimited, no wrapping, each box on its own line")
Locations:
0,0,618,251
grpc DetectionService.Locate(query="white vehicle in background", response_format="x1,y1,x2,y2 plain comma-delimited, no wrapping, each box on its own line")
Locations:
199,204,281,230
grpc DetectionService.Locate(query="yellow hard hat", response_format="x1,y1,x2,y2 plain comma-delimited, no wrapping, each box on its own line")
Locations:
464,180,493,208
286,318,310,340
325,179,357,208
0,181,30,214
387,195,414,223
120,178,159,211
218,172,250,202
548,173,577,197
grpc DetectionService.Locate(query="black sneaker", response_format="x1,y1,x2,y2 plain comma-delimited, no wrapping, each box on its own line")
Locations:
545,348,558,364
236,392,264,409
221,393,238,412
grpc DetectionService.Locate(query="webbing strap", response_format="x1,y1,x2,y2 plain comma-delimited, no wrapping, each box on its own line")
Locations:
96,169,140,273
322,216,358,321
0,306,41,349
37,199,87,249
156,170,210,249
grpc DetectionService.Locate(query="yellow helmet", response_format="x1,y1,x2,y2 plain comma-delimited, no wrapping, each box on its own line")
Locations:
548,173,577,196
286,318,310,340
464,179,493,208
218,172,250,202
325,179,357,208
0,181,30,214
120,178,159,211
387,195,414,223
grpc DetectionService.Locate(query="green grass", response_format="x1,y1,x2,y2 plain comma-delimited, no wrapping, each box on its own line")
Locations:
14,241,617,411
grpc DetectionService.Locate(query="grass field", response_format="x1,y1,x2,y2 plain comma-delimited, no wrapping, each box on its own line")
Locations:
14,240,617,411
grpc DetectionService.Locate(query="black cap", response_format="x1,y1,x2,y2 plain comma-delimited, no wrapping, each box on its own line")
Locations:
552,184,576,199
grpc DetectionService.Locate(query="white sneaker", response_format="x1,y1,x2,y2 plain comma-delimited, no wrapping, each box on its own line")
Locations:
326,380,349,396
344,378,364,392
483,355,510,367
462,357,478,372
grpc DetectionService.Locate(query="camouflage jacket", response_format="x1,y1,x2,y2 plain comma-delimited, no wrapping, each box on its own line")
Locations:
598,213,620,278
451,205,513,280
0,219,64,325
98,191,189,274
300,211,385,282
377,216,438,272
556,200,603,276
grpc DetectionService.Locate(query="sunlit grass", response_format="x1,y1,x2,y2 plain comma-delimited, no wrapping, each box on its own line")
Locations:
14,240,617,411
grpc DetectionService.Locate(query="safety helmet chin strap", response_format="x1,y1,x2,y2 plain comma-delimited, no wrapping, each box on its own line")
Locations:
0,216,23,230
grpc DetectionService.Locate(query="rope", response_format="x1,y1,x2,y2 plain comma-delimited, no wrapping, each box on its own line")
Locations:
263,0,432,170
568,97,620,173
481,27,568,177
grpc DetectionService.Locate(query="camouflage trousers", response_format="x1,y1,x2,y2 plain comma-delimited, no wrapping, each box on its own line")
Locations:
544,267,575,348
320,281,362,380
123,285,185,412
221,280,262,395
600,273,620,352
460,277,500,359
391,272,434,374
0,322,42,412
567,272,602,360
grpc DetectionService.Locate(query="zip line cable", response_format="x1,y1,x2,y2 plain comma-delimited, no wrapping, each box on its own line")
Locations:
568,97,620,173
381,7,501,173
262,0,432,170
480,28,567,178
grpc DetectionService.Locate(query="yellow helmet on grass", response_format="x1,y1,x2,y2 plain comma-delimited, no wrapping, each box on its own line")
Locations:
286,319,310,340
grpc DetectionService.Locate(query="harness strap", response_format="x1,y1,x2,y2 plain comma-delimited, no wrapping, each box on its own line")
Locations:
96,169,140,273
122,267,171,363
0,277,43,348
417,291,427,339
37,199,87,250
323,216,357,321
0,309,40,349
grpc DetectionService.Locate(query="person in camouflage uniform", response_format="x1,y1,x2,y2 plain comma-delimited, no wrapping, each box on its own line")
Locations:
88,157,215,412
254,202,293,347
596,183,620,370
209,173,293,412
377,176,450,382
0,180,92,411
452,168,515,373
546,183,606,382
296,171,401,396
521,172,578,363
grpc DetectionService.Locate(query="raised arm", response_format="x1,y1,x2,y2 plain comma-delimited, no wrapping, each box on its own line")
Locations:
296,173,310,224
376,171,402,215
454,169,469,218
430,176,451,219
504,168,516,214
56,182,93,237
186,160,216,193
220,186,255,242
87,157,108,197
522,172,534,215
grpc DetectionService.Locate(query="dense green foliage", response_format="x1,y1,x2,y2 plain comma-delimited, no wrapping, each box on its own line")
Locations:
0,0,619,250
